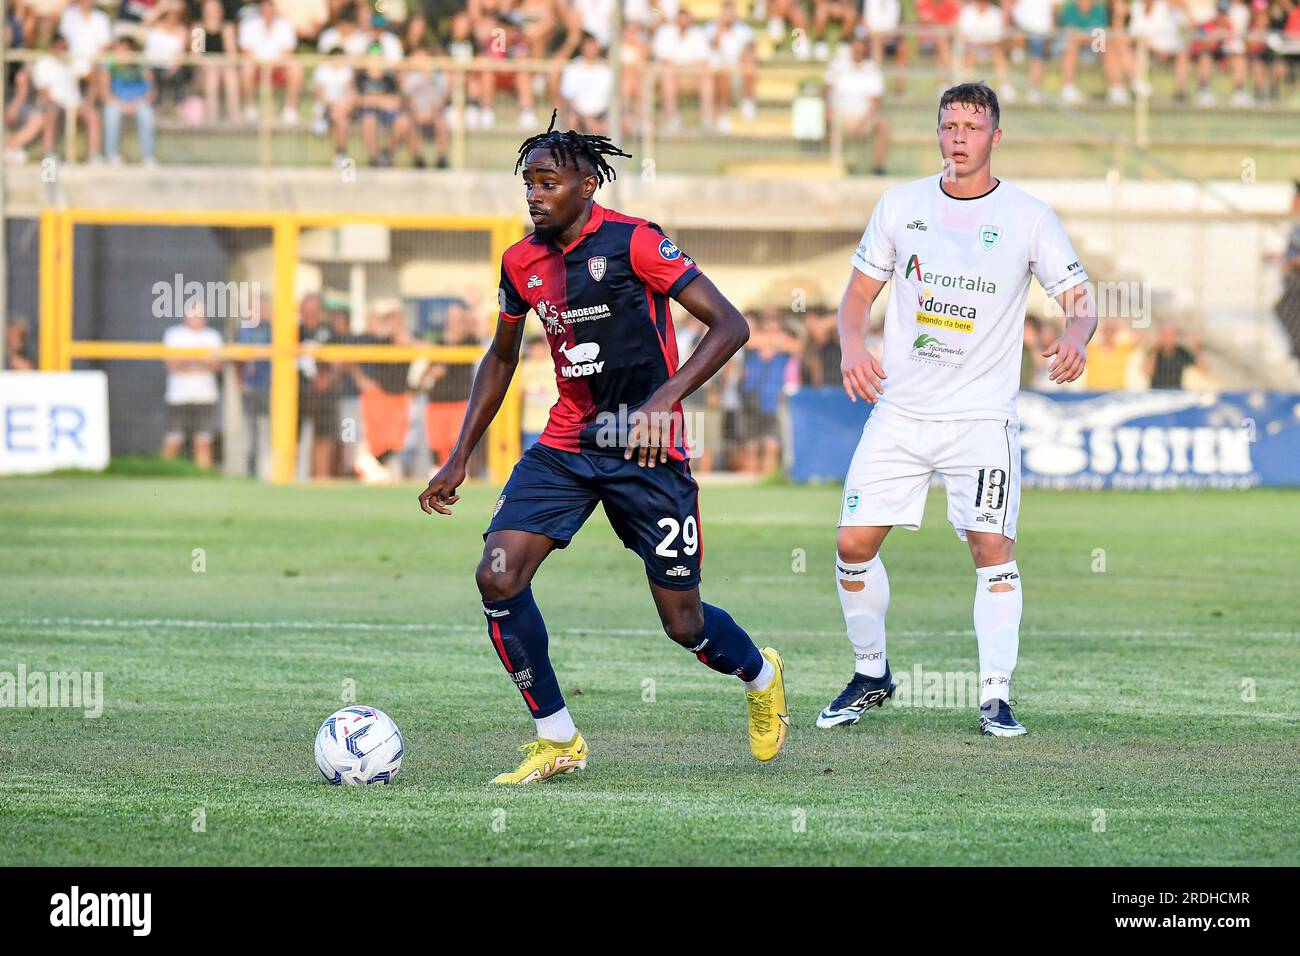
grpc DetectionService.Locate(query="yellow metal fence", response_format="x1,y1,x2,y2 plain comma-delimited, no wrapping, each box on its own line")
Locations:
37,209,525,483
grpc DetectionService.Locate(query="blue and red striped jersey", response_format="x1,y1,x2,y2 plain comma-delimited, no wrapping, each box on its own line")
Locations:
498,203,702,459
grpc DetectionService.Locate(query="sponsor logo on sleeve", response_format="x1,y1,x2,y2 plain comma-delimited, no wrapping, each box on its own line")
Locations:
658,237,681,261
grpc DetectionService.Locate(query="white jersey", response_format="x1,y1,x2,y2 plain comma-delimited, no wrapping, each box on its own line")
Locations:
850,174,1087,422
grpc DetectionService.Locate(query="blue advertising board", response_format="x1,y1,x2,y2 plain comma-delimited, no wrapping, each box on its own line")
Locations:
787,389,1300,488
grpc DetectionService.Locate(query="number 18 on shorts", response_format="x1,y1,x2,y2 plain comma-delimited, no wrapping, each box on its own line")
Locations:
838,408,1021,541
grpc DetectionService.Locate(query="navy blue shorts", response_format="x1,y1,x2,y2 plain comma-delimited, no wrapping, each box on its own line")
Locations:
485,443,703,590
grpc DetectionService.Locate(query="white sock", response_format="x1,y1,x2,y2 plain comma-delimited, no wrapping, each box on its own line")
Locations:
836,553,889,678
974,561,1022,704
743,657,775,692
535,707,577,744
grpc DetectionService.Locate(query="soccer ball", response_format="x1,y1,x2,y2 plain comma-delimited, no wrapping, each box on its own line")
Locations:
314,706,404,785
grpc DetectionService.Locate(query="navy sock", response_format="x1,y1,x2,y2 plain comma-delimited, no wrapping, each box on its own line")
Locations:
687,603,764,682
482,586,565,719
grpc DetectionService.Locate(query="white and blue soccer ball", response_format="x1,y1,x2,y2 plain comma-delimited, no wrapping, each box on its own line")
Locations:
314,706,404,785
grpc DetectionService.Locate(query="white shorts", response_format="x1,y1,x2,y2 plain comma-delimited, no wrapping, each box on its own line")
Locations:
839,406,1021,541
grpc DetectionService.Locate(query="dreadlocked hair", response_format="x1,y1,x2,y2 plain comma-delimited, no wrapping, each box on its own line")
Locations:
514,109,631,186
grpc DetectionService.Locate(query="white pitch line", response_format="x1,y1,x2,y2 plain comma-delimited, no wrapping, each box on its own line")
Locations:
0,616,1296,641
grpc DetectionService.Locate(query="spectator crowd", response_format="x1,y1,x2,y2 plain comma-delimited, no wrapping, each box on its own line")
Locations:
4,0,1299,167
137,277,1225,480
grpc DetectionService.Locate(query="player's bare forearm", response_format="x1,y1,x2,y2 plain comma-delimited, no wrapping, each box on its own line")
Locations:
419,319,523,516
654,275,750,405
1041,284,1097,384
839,269,889,402
838,270,885,351
444,318,525,466
1058,284,1098,346
623,276,747,467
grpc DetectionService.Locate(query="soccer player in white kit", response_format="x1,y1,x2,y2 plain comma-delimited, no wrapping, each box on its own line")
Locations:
817,83,1097,736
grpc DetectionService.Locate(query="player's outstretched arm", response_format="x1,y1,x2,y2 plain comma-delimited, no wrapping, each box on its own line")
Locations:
1042,283,1098,384
417,316,525,516
661,275,751,403
839,268,889,403
624,275,750,467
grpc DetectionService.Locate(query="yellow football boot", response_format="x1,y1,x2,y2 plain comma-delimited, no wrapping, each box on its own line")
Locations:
746,647,789,761
490,733,589,785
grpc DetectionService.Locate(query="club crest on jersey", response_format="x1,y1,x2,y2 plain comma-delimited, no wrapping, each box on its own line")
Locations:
536,299,563,336
980,225,1002,250
658,238,681,261
587,256,607,282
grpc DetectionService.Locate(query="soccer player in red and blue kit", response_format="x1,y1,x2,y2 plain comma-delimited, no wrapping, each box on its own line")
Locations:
418,115,788,784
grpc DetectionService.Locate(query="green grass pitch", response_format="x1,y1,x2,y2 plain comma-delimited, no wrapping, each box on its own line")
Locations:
1,477,1296,866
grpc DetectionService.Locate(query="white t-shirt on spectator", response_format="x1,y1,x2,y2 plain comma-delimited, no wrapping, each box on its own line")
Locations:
164,324,224,406
318,27,403,62
652,23,710,64
58,5,112,76
33,54,81,109
401,70,448,115
863,0,902,33
958,3,1007,44
145,27,186,68
1012,0,1056,36
313,62,355,103
1182,0,1216,24
1224,2,1250,54
364,30,405,63
634,0,678,23
561,59,613,117
275,0,329,37
704,20,755,66
825,57,886,118
239,14,299,61
1127,0,1183,54
318,26,363,56
575,0,615,48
